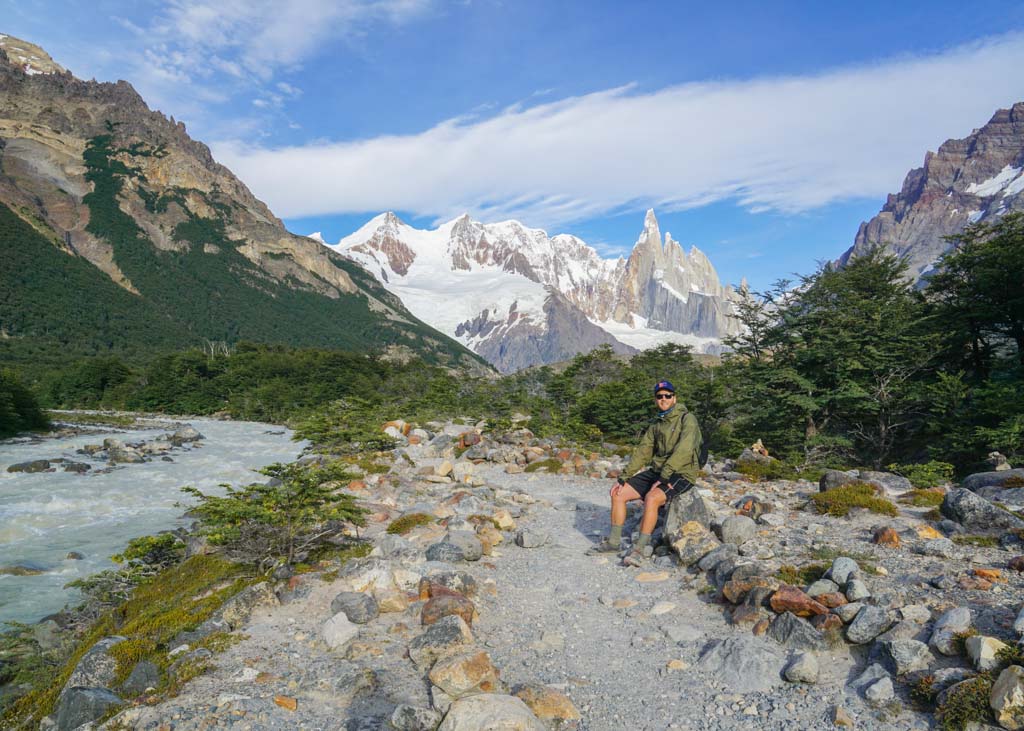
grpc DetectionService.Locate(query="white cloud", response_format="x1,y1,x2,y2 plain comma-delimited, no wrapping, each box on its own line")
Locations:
213,33,1024,226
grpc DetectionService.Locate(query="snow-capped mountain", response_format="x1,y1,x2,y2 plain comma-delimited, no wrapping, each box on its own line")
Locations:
325,210,744,372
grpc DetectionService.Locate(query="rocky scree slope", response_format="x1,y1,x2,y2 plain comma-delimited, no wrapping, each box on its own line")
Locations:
331,209,744,372
842,101,1024,282
46,421,1024,730
0,34,484,370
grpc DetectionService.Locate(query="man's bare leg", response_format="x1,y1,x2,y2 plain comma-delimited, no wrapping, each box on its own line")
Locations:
587,481,641,554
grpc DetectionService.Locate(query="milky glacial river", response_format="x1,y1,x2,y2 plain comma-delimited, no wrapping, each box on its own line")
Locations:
0,418,306,625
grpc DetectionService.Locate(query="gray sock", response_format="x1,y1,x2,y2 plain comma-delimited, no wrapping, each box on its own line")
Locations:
635,532,651,550
609,524,623,547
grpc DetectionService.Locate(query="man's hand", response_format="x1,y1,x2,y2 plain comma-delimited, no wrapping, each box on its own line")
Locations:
611,475,626,498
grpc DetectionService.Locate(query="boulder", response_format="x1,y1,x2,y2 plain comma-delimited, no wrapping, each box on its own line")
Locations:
826,557,859,586
426,542,467,562
121,660,160,696
845,579,871,602
420,572,478,598
767,612,827,650
819,470,859,492
696,636,787,693
882,639,931,675
769,586,828,617
409,615,475,671
7,459,51,473
846,605,893,644
330,592,379,625
322,612,359,650
445,531,484,561
718,515,756,546
991,665,1024,730
55,687,122,731
515,529,548,548
697,544,738,573
171,425,203,443
438,694,544,731
61,636,126,696
941,488,1024,532
664,488,713,532
963,468,1024,492
858,470,913,496
390,704,443,731
512,683,582,726
667,521,720,566
966,635,1009,672
930,606,972,656
429,650,501,698
864,676,895,706
784,652,819,683
805,579,840,598
422,594,477,627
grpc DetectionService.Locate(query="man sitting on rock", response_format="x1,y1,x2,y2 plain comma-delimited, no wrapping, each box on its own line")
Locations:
587,380,702,567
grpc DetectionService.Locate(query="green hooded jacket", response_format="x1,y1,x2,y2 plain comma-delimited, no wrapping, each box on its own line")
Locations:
625,403,702,484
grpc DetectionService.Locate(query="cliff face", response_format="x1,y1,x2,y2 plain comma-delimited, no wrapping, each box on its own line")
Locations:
0,35,485,370
842,102,1024,280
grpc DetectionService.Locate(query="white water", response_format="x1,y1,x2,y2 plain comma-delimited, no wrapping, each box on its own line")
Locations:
0,418,306,625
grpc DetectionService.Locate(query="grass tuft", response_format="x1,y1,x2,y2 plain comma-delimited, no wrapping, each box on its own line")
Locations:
524,458,563,473
775,563,829,585
900,489,946,508
809,482,898,518
951,534,999,548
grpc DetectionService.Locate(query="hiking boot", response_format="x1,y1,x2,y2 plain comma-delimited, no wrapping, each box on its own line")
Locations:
585,538,621,556
622,545,654,567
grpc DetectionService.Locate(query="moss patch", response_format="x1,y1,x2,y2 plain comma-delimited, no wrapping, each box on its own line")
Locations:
386,513,435,535
900,489,945,508
776,563,829,585
951,534,1000,548
524,458,563,473
809,482,898,518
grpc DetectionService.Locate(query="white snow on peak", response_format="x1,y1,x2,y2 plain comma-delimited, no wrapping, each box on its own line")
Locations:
1004,170,1024,197
966,165,1023,197
306,232,325,243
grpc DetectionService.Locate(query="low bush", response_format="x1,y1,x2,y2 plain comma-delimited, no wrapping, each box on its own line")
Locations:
936,672,993,731
809,482,898,518
524,458,563,473
951,534,999,548
887,461,955,488
900,489,945,507
776,563,828,585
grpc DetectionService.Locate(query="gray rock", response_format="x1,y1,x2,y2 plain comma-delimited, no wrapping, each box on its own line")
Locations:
899,604,932,624
515,528,548,548
846,606,893,644
962,468,1024,492
827,557,859,586
819,469,859,492
929,606,972,656
63,462,90,474
805,578,840,597
55,687,122,731
833,602,863,623
767,612,826,650
121,660,160,696
784,652,819,683
718,515,757,546
965,635,1008,671
7,459,51,473
941,488,1024,532
697,544,738,573
864,676,894,706
425,542,466,562
858,470,913,495
664,488,713,531
424,571,479,598
696,636,786,693
758,512,786,527
330,591,379,624
171,425,204,444
61,636,126,697
882,639,931,675
322,611,359,650
390,704,443,731
445,531,483,561
663,623,704,644
991,665,1024,730
848,663,890,692
845,579,871,602
409,615,475,670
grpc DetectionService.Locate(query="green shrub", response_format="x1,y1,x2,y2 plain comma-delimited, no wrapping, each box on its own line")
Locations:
111,533,183,566
951,534,999,548
910,674,937,708
182,460,365,567
735,459,799,481
887,461,955,488
386,513,435,535
809,482,898,517
900,489,945,507
524,458,563,473
936,672,993,731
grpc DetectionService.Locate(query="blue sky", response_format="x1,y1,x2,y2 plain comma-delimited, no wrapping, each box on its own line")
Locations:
5,1,1024,290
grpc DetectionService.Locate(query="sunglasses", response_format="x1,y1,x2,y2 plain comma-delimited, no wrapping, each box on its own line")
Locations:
655,393,675,400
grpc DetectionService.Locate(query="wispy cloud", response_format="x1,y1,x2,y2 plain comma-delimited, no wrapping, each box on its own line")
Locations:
213,33,1024,227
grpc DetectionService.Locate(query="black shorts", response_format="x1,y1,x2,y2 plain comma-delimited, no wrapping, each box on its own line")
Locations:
627,469,692,501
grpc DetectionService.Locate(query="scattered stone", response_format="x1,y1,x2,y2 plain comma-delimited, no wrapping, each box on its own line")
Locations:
916,524,944,540
273,695,298,711
7,459,51,473
784,652,819,683
635,571,670,583
0,563,46,576
422,594,477,627
833,705,855,727
767,612,827,650
429,650,501,698
882,639,931,675
55,687,122,730
492,510,516,530
322,612,359,650
834,602,863,623
817,592,848,609
844,579,871,602
390,704,444,731
426,542,466,562
667,521,720,566
769,585,828,617
827,557,859,586
805,578,840,597
919,538,956,558
846,605,893,644
446,531,484,561
663,623,704,644
864,676,894,706
512,683,582,726
811,614,843,632
942,488,1024,532
409,615,475,670
991,665,1024,730
330,592,379,625
438,694,545,731
718,515,757,546
930,606,972,656
965,635,1009,672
